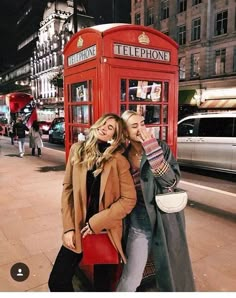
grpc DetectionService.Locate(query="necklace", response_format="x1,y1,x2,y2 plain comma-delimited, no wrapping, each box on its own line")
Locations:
131,148,143,162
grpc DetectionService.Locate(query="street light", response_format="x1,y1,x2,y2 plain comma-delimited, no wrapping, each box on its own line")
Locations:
73,0,78,33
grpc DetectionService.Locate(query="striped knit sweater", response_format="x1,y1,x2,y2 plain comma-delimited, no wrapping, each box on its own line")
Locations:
142,138,169,177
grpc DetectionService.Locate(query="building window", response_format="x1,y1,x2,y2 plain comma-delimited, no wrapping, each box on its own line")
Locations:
215,49,226,75
177,25,186,45
178,0,187,13
191,18,201,41
179,57,186,80
160,0,169,20
135,13,141,25
147,7,154,25
192,0,201,5
191,53,200,77
215,10,228,36
233,47,236,72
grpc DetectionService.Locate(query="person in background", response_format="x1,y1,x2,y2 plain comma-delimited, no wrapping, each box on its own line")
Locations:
48,113,137,292
13,117,29,158
116,110,195,292
29,120,43,157
8,120,15,145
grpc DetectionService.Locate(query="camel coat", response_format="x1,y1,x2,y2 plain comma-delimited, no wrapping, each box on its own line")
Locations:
61,143,137,263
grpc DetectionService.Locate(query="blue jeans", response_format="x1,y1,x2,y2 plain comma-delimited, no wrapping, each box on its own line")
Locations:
18,138,25,155
116,204,152,292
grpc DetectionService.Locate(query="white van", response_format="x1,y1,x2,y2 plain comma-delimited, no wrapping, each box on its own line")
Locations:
177,112,236,174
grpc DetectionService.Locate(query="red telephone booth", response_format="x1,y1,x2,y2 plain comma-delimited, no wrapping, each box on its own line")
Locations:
63,23,179,159
63,23,179,290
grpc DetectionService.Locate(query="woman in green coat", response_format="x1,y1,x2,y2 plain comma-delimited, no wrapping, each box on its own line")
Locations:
116,110,195,292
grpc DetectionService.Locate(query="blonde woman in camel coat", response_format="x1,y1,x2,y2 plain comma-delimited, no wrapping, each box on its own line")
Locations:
48,113,136,292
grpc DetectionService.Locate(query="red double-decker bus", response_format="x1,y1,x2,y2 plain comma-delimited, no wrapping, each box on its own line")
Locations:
0,92,37,131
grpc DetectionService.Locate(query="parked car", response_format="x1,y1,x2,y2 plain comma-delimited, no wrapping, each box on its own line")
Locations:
177,112,236,174
48,118,65,144
38,121,51,134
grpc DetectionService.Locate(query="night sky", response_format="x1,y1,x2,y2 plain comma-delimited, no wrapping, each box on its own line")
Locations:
0,0,19,71
0,0,130,72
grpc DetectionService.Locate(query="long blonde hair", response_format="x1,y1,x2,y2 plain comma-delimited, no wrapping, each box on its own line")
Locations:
73,113,125,176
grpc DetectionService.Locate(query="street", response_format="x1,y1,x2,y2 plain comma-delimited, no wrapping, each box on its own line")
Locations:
0,135,235,292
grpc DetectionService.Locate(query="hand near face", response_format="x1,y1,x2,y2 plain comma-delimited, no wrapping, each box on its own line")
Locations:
126,114,154,143
137,126,154,143
63,231,75,249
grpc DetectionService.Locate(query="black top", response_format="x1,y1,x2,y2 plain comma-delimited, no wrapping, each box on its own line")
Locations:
85,141,110,222
13,122,29,138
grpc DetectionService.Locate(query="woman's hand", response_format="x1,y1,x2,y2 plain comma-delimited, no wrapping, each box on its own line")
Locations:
137,127,154,143
63,231,75,249
81,223,93,238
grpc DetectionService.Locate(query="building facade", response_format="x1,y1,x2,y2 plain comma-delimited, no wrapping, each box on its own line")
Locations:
0,0,93,121
0,0,132,122
131,0,236,118
31,0,94,121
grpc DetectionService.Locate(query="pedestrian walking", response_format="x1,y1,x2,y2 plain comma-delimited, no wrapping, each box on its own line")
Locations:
116,110,195,292
8,120,15,145
48,113,137,292
29,120,43,157
13,117,29,158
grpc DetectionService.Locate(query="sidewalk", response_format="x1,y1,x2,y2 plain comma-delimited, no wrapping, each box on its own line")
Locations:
0,136,236,292
0,136,64,291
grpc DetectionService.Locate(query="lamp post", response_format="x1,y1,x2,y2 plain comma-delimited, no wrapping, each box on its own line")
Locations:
73,0,78,33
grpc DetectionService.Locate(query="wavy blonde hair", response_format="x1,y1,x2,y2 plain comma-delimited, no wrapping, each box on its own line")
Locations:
73,113,126,176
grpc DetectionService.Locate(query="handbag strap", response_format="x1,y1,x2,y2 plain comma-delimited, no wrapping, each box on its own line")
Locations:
163,179,177,193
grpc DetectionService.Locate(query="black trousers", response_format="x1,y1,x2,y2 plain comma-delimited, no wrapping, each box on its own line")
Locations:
32,147,41,156
48,245,83,292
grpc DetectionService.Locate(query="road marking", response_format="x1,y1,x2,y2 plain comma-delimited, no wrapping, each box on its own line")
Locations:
180,180,236,198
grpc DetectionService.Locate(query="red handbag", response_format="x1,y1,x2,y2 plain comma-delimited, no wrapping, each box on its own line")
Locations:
81,233,120,265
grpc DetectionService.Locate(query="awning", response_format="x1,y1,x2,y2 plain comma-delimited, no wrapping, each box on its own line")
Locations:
199,99,236,109
178,90,196,105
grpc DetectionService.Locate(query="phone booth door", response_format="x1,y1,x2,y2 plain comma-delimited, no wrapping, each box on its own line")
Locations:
110,69,178,155
64,69,97,157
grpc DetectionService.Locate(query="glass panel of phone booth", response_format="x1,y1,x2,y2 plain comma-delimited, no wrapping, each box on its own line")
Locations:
121,79,126,102
72,106,90,124
71,81,90,102
120,79,169,142
163,82,169,102
68,79,93,144
128,80,162,102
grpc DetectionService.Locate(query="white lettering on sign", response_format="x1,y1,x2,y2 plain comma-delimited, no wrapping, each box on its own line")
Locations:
68,45,96,66
114,43,170,62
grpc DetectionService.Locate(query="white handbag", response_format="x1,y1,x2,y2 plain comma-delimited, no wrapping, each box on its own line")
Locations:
155,189,188,213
